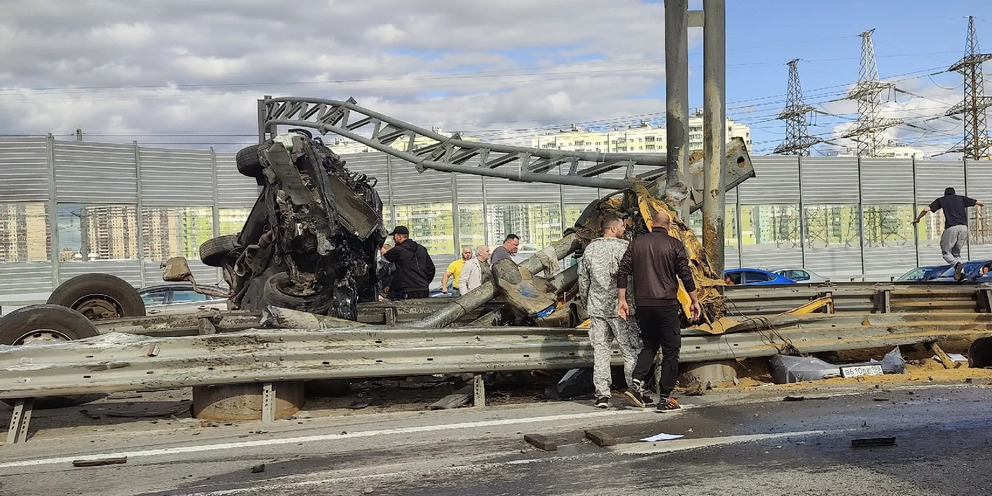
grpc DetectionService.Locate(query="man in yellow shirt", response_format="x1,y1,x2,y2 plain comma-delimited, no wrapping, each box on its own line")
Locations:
441,246,474,296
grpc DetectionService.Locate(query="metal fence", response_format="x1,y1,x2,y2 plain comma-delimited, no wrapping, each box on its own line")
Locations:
0,137,987,309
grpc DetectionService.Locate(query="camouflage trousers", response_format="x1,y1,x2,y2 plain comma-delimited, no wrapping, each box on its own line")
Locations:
589,316,641,398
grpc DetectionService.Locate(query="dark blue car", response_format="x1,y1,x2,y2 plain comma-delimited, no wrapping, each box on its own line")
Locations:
724,268,796,286
931,260,992,282
897,264,952,281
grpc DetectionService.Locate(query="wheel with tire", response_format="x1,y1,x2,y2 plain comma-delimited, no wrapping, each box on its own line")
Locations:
262,272,332,314
0,304,101,408
199,234,240,267
236,144,263,178
47,273,145,320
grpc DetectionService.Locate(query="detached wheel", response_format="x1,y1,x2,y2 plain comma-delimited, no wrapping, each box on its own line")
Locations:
200,234,240,267
0,305,101,408
236,144,263,178
263,272,332,314
48,273,145,320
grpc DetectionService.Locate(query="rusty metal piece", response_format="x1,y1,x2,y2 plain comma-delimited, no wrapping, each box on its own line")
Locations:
785,296,835,315
161,257,232,299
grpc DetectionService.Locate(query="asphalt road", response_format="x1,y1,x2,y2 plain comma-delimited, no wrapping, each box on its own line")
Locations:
1,383,991,496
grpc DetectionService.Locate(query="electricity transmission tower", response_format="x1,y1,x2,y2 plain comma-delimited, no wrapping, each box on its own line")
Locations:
775,59,821,155
843,29,899,157
946,16,992,160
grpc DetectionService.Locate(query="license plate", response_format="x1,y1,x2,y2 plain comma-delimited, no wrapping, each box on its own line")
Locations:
840,364,884,378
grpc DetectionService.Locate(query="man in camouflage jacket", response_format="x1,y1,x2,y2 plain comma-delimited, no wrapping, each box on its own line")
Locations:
578,216,641,408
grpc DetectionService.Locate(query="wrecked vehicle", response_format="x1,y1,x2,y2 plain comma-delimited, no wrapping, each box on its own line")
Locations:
196,129,386,320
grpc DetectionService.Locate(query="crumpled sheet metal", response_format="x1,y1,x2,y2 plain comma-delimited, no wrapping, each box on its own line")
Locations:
770,347,906,384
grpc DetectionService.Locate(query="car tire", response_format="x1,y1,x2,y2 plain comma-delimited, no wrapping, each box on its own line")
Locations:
0,304,101,408
48,273,146,320
236,144,263,178
262,272,332,314
199,234,240,267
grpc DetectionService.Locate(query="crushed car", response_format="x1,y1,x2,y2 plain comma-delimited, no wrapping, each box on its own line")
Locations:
195,129,386,320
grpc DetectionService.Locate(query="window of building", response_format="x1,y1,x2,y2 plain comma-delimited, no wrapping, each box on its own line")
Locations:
58,203,139,261
485,204,562,251
392,202,454,255
0,202,51,262
142,207,214,262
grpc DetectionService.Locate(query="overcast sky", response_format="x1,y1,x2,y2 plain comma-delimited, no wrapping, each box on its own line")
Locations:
2,0,992,157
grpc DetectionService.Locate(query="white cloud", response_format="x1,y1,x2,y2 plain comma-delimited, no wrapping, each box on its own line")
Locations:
0,0,672,150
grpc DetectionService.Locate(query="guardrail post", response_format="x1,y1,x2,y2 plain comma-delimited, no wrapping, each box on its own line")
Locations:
7,398,33,444
261,383,275,424
978,288,992,313
472,374,486,407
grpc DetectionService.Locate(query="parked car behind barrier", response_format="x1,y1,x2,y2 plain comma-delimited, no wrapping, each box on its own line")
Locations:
932,260,992,282
724,268,796,286
139,283,229,315
770,267,830,283
896,264,953,282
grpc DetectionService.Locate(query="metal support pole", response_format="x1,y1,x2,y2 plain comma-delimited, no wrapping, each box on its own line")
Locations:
912,156,920,267
964,158,972,260
7,398,33,444
857,156,866,277
46,134,60,286
472,374,486,407
665,0,691,222
702,0,726,274
797,156,807,266
261,382,275,424
134,141,146,288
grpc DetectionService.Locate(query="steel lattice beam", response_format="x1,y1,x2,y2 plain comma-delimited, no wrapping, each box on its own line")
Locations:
258,96,753,194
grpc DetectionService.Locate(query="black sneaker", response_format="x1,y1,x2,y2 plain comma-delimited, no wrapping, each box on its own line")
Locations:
954,262,965,281
594,397,610,409
624,389,646,408
642,394,656,405
656,397,681,412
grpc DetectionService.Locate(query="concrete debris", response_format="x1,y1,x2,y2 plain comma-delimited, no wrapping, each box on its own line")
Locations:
251,464,265,473
584,429,617,447
523,434,558,451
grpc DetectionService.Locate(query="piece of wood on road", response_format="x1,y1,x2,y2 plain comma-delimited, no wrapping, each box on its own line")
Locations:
585,429,617,447
851,437,896,448
523,433,557,451
72,457,127,468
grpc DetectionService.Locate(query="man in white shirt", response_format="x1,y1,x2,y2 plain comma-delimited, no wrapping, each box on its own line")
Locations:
459,245,491,293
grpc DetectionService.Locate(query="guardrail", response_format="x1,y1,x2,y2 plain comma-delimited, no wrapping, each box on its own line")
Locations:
724,282,992,316
3,312,990,401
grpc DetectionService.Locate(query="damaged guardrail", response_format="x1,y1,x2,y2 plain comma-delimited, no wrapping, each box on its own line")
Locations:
2,312,990,400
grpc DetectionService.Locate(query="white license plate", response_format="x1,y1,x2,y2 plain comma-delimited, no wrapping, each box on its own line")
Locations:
840,364,884,378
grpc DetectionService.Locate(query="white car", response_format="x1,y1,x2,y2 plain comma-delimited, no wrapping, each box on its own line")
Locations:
770,268,830,283
139,283,229,315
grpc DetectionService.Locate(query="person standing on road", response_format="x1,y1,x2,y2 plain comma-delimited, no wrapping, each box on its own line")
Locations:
912,187,984,281
579,216,640,409
441,246,474,296
459,245,491,293
383,226,436,299
617,210,701,411
490,234,520,266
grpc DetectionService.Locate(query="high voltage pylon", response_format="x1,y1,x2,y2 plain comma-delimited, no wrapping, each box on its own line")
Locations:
842,29,900,157
775,59,821,155
946,15,992,160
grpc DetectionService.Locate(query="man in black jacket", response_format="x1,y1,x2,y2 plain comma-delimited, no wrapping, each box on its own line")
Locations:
383,226,435,299
616,210,700,411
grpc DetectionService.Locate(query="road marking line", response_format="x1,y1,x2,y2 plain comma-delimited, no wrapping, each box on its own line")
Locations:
610,429,829,454
0,408,652,470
